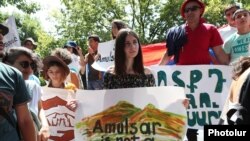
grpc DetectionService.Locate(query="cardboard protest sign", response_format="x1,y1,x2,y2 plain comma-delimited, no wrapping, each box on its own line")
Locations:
92,40,115,72
75,86,187,141
150,65,232,129
41,88,75,141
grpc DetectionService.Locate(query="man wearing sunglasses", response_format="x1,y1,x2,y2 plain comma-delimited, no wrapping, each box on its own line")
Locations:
0,25,36,141
2,46,50,141
159,0,229,141
219,3,241,42
159,0,228,66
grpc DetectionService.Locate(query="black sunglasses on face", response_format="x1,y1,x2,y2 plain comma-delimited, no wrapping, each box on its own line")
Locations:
19,61,36,70
184,6,200,13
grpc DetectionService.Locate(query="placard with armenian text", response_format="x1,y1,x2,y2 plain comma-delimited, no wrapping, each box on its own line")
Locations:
150,65,232,129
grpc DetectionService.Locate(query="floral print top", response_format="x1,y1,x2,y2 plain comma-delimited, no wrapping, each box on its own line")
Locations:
104,72,156,89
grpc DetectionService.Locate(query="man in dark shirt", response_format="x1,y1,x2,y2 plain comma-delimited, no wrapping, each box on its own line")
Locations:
0,23,36,141
83,35,104,90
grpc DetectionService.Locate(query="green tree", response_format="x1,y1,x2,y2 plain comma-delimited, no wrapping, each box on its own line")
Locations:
0,0,40,14
57,0,234,44
59,0,126,50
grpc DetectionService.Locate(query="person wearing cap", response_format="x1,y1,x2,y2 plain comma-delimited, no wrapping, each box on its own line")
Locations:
159,0,229,140
223,8,250,65
0,24,37,141
0,23,9,59
23,37,42,86
64,41,85,71
23,37,38,51
82,34,104,90
218,3,241,42
159,0,228,66
64,40,85,88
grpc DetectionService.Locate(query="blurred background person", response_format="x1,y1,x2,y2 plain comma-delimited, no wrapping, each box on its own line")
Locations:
23,37,37,51
0,23,9,60
83,35,104,90
111,19,127,39
23,37,41,85
218,2,241,42
223,9,250,65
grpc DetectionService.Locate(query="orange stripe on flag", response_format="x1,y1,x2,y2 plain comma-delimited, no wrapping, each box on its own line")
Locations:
142,42,166,66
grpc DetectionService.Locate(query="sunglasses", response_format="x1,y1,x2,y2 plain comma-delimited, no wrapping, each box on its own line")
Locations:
184,6,200,13
19,61,36,70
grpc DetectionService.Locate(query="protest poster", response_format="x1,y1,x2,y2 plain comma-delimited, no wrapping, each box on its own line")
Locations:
41,88,76,141
92,40,115,72
150,65,232,129
3,16,21,48
75,86,187,141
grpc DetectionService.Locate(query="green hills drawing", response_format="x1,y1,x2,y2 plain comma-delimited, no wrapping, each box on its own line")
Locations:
76,101,186,141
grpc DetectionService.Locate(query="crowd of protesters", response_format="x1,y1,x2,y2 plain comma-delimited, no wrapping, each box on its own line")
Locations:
0,0,250,141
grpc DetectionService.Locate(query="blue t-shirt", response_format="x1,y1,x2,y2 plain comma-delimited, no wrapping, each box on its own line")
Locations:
0,63,31,141
224,32,250,64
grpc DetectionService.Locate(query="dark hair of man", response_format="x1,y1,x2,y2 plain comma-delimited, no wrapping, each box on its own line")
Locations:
3,47,35,64
2,47,43,73
88,35,100,42
112,19,127,39
51,48,72,65
232,57,250,80
114,28,144,75
224,4,240,15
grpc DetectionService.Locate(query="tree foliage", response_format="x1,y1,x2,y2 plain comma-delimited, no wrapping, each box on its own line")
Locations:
58,0,249,45
0,0,249,58
0,0,40,14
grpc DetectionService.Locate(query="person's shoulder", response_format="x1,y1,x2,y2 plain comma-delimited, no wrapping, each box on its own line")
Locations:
25,80,42,90
203,23,217,29
144,67,153,75
218,24,230,30
0,62,22,76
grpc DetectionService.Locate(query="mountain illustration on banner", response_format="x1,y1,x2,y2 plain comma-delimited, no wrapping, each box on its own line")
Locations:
76,101,186,141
